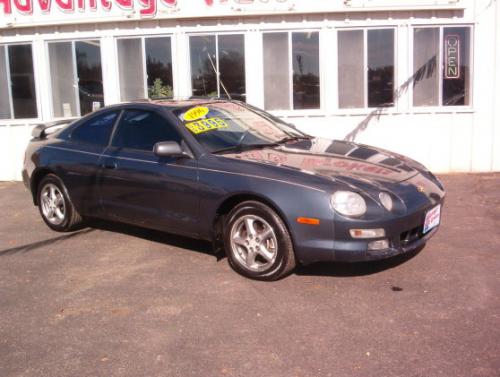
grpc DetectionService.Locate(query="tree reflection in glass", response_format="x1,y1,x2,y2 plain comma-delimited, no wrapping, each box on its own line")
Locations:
146,37,173,99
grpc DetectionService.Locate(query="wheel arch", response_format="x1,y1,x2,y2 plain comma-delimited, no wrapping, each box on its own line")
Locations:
212,192,296,255
30,167,56,205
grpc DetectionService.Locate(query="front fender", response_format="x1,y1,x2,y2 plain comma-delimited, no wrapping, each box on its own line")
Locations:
196,165,335,264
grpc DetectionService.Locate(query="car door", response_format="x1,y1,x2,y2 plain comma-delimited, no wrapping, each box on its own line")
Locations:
58,110,120,215
98,109,200,237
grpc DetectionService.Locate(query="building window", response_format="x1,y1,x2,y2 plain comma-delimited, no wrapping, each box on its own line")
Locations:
189,34,246,101
413,26,471,107
263,31,320,111
338,28,395,109
117,36,173,102
0,44,38,120
48,40,104,118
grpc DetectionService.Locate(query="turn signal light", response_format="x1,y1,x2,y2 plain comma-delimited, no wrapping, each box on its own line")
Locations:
296,217,320,225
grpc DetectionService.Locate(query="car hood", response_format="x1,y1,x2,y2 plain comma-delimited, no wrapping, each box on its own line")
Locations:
222,138,425,185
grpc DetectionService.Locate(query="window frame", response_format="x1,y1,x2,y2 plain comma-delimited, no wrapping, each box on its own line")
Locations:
410,24,474,110
115,35,175,102
0,42,40,121
261,29,323,112
187,32,246,100
336,26,397,111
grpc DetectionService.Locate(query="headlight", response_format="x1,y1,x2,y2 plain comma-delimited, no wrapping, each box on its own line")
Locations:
379,192,393,211
331,191,367,217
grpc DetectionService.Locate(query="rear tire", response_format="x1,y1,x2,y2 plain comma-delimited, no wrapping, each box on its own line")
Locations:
223,201,296,281
37,174,84,232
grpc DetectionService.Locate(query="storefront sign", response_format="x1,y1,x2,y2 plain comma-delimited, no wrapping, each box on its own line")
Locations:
0,0,294,17
444,34,460,79
0,0,465,28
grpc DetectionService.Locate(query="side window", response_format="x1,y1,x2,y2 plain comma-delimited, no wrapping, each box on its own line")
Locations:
70,111,118,146
112,110,181,151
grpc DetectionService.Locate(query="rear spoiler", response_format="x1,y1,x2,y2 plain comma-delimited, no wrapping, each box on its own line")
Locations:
31,118,77,139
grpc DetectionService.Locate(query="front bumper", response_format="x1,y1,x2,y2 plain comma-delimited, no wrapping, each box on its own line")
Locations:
296,200,444,265
332,225,439,262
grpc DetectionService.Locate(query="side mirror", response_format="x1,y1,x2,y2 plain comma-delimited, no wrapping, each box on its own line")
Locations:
153,141,190,159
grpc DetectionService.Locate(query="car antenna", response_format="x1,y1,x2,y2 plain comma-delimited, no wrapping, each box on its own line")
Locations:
205,49,232,100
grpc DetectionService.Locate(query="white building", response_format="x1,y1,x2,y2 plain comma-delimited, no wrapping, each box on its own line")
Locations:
1,0,499,180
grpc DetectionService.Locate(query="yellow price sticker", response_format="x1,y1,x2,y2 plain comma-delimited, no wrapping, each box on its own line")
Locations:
185,117,229,134
183,106,209,121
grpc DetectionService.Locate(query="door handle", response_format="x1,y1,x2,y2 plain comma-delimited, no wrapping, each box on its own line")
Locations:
102,162,117,170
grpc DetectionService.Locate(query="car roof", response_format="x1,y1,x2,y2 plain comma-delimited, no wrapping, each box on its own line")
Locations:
127,98,230,111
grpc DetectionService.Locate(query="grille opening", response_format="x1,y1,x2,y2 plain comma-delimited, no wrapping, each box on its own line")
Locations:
400,226,423,246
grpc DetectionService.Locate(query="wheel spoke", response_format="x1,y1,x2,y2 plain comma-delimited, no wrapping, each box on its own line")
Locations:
49,186,56,200
233,236,247,247
259,227,273,241
41,195,50,207
246,250,257,267
55,195,64,206
55,207,65,220
257,246,274,262
245,218,256,236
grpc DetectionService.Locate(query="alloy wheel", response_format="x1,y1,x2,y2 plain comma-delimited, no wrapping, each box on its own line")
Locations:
40,183,66,225
229,214,278,272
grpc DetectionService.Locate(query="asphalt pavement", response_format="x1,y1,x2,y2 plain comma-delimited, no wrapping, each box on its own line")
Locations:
0,174,499,377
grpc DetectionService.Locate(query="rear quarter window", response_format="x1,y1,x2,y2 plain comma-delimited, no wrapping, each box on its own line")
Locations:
70,111,119,146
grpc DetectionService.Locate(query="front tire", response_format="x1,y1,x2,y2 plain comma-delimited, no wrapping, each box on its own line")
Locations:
37,174,84,232
223,201,296,281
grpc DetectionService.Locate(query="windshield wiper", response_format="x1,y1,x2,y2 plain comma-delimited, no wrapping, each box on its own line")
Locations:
212,135,313,154
211,142,280,154
275,135,313,144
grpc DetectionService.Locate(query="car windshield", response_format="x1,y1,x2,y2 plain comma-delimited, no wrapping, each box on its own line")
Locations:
173,101,309,153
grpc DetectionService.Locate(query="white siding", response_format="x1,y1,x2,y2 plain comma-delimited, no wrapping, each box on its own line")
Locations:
0,1,499,180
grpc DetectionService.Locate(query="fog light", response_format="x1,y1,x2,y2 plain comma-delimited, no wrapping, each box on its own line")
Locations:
349,228,386,239
368,239,390,250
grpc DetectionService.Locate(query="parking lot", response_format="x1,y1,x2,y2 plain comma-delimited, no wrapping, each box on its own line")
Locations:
0,174,499,377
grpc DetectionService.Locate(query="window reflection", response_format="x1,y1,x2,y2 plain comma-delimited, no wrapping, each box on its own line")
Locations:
190,35,246,100
413,28,439,107
145,37,173,99
8,45,38,118
190,35,217,97
367,29,394,108
218,34,246,101
75,41,104,115
292,32,320,109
